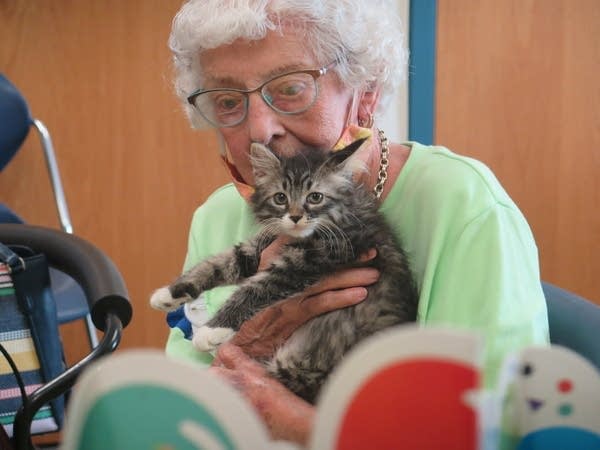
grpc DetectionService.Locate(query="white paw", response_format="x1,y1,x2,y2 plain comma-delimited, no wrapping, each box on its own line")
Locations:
192,326,235,352
149,286,185,312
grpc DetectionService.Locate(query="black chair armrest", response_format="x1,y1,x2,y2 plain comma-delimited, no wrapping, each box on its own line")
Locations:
0,223,132,330
0,223,132,450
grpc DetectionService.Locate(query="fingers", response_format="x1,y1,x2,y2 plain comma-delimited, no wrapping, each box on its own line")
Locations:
214,250,379,362
305,266,380,297
229,306,283,358
232,266,379,358
303,286,369,316
358,247,377,263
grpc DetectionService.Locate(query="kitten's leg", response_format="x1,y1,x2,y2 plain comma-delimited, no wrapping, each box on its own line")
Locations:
208,262,320,330
149,286,186,312
194,264,321,350
190,273,271,352
191,247,326,352
149,239,264,312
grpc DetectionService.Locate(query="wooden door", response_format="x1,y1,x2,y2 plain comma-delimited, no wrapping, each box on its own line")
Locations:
436,0,600,302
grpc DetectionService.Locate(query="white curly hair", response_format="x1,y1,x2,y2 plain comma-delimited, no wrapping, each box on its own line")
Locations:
169,0,408,128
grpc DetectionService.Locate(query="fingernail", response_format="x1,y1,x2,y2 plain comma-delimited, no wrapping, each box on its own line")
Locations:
365,268,380,283
355,287,369,302
364,248,377,260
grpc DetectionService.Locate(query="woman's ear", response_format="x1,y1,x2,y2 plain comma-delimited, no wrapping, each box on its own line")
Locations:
357,87,381,128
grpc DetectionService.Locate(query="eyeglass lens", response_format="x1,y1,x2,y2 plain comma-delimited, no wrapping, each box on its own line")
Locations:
192,71,318,127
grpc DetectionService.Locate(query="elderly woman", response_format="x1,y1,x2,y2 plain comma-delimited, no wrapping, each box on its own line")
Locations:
163,0,549,445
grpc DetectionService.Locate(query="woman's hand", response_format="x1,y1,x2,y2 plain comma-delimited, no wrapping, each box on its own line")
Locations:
220,264,378,359
210,343,315,445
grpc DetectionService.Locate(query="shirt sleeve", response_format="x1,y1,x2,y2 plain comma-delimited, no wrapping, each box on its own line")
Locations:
164,185,253,366
390,144,549,388
164,205,215,367
421,201,549,387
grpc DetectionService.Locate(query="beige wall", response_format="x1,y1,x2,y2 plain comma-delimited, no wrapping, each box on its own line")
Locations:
1,1,598,359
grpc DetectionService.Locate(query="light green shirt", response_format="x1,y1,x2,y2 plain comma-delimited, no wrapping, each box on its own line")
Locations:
165,142,549,387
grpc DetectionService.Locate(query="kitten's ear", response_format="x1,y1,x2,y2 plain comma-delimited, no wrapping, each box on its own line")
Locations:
250,143,280,181
327,137,369,175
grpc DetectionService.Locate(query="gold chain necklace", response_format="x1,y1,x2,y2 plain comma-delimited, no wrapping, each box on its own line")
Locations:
373,128,389,199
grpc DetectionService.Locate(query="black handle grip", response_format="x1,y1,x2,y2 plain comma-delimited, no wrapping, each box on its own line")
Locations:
0,223,132,330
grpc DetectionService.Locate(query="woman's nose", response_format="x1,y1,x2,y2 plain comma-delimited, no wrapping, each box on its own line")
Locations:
246,92,285,144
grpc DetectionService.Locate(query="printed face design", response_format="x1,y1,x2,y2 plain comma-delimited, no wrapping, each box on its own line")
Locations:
512,347,600,436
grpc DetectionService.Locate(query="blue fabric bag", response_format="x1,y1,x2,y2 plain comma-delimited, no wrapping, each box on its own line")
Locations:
0,242,65,438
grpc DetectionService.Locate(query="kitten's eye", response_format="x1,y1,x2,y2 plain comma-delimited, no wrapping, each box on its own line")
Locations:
306,192,323,204
273,192,288,205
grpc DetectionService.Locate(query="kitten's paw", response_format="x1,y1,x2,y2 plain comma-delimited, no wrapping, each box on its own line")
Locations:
149,286,190,312
192,326,235,352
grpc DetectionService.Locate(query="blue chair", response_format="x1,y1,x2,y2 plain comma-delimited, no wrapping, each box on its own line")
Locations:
543,281,600,370
0,73,98,347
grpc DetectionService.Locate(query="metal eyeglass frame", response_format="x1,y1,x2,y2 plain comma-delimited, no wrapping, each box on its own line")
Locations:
186,61,337,128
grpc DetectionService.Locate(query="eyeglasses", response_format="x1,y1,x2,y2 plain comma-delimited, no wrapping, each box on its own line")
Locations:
187,62,336,128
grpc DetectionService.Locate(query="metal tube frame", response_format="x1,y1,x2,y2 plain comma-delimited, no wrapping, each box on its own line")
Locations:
12,313,123,450
31,119,99,349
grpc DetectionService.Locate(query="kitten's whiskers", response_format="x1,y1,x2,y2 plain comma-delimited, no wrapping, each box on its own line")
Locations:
256,218,282,249
316,219,354,261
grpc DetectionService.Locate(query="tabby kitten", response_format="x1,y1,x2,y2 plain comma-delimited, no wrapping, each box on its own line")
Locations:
150,138,418,403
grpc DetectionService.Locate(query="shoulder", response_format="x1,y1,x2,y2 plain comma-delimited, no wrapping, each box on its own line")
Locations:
189,184,246,231
382,142,534,258
195,183,245,215
413,143,511,203
185,184,256,267
393,143,518,220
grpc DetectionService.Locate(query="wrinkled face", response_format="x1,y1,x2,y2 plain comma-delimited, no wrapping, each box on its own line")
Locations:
198,28,355,185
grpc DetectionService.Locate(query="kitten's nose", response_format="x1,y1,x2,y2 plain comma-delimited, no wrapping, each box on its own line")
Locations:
289,215,302,223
